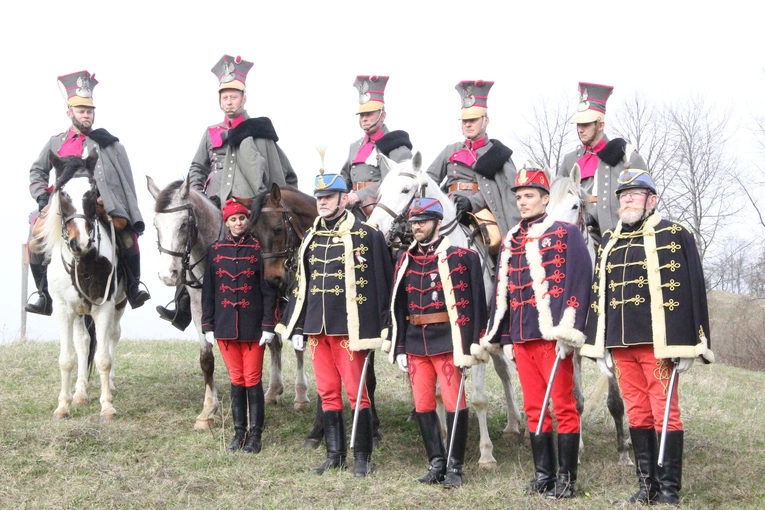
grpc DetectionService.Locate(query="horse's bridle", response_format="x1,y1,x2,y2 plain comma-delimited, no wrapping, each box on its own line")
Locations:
155,203,205,289
258,200,304,274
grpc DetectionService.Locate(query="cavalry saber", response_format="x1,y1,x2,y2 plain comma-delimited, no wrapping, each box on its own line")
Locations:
350,350,373,448
536,355,562,436
658,362,679,467
447,368,468,467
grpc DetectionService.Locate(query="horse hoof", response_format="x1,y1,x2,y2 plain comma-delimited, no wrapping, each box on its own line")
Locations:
501,428,520,437
53,409,71,420
265,398,279,406
100,410,117,422
194,418,214,431
302,438,321,450
72,394,89,406
618,451,635,467
293,401,311,411
478,460,498,470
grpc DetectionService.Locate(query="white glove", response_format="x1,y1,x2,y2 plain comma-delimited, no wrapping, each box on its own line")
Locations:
396,353,408,372
502,344,517,369
556,340,574,359
597,350,614,378
675,357,694,373
259,331,275,346
204,331,215,345
291,334,305,351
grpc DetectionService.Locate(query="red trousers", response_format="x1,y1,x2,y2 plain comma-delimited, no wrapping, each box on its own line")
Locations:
309,333,370,411
612,345,683,431
408,352,467,413
515,340,580,434
218,340,265,387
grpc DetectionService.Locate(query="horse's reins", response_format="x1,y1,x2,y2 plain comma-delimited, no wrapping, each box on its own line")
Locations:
258,200,304,274
155,203,206,289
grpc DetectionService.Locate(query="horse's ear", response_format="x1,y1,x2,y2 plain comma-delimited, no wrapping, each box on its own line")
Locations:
180,174,191,199
48,150,62,170
238,197,254,209
412,151,422,172
147,176,161,199
84,150,99,175
571,163,582,187
270,183,282,202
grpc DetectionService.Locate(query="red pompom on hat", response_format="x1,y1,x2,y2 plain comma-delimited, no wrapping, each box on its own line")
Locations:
223,197,250,221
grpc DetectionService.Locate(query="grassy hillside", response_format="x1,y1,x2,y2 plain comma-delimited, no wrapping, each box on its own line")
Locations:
1,340,763,509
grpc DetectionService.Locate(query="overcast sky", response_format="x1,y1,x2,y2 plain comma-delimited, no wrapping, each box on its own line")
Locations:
1,0,762,342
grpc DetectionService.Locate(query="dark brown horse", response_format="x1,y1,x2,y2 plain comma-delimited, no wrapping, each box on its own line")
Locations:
248,184,381,448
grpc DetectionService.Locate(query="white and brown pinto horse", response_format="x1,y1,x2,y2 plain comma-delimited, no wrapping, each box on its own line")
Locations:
147,175,223,430
548,166,633,466
367,151,522,468
35,151,125,420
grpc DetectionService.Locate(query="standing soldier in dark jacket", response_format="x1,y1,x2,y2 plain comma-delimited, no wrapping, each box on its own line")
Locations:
202,198,278,454
426,80,519,256
481,163,592,499
557,82,647,238
341,75,412,220
276,170,393,477
386,197,487,489
580,170,714,506
27,70,150,314
158,54,297,329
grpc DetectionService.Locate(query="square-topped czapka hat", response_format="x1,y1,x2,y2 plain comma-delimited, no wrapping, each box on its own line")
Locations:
456,79,494,120
58,70,98,108
211,55,254,92
354,75,389,114
572,82,613,124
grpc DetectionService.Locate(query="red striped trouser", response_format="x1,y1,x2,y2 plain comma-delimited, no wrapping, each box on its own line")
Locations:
309,333,370,411
408,352,467,413
612,345,683,431
515,339,580,434
218,340,265,387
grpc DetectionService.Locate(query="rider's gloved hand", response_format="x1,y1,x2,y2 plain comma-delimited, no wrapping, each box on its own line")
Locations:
453,194,472,218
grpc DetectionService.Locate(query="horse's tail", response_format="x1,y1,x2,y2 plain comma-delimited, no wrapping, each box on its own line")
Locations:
84,315,97,379
581,372,610,419
36,190,64,253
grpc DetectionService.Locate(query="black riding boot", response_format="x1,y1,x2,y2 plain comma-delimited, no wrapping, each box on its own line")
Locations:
353,407,374,477
26,261,52,316
243,383,265,454
526,432,557,494
156,286,192,331
442,411,468,489
311,410,347,474
622,427,660,505
546,433,580,499
415,411,447,484
655,430,683,506
122,252,150,309
227,384,247,451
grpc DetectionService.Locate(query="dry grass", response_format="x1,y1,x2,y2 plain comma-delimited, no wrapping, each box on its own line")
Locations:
1,339,764,509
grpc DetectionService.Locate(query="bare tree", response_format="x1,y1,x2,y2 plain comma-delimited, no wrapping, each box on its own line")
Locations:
514,90,577,171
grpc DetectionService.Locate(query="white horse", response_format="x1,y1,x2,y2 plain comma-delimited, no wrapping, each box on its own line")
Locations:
36,151,125,420
548,166,633,466
147,175,223,430
368,151,522,468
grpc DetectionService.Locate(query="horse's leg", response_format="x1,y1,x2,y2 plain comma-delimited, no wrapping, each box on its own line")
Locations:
54,307,76,420
71,315,91,406
573,351,585,462
607,376,634,467
108,309,122,396
293,347,310,410
190,289,218,430
303,395,324,449
490,351,522,437
471,362,497,469
366,351,381,443
93,308,117,421
265,340,285,405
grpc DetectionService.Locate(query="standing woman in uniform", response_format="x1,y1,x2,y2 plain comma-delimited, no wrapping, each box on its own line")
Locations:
202,197,278,453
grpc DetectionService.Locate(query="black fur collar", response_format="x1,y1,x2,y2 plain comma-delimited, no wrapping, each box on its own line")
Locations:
597,138,627,167
227,117,279,148
88,128,119,148
375,130,412,156
474,139,513,178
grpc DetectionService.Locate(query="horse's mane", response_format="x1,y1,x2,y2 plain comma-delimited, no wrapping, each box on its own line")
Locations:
549,176,573,207
154,180,184,212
